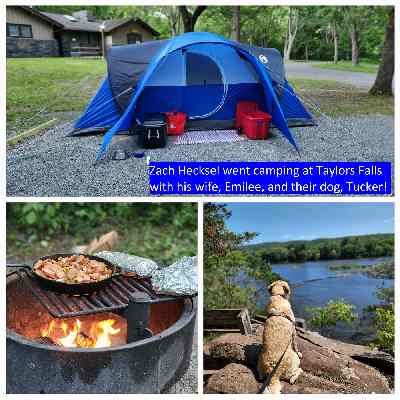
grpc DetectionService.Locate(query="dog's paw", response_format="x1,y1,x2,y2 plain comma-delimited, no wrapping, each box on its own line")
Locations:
289,368,303,384
297,351,303,359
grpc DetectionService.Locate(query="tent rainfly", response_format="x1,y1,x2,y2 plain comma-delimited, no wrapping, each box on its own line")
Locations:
72,32,315,160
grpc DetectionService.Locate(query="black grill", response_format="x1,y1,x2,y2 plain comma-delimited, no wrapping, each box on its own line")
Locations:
8,268,167,318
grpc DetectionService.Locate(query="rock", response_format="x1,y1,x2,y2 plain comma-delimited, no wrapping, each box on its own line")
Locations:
255,325,393,376
296,336,390,393
204,363,260,394
296,327,394,375
352,353,394,375
282,371,345,394
204,333,262,369
295,318,307,329
204,329,391,394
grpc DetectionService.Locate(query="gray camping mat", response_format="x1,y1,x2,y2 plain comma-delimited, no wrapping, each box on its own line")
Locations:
171,129,246,145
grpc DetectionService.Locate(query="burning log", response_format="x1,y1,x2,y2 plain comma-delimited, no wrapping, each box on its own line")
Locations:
35,336,59,346
39,317,124,348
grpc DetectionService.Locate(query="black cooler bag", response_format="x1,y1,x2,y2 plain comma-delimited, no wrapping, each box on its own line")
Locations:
139,113,167,149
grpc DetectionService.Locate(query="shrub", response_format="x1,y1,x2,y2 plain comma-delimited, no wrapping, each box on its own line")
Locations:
306,299,357,328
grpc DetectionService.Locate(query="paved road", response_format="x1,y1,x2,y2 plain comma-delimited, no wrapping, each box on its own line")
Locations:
285,61,376,90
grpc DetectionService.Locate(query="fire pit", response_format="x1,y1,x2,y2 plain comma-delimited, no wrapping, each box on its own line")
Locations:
7,268,196,393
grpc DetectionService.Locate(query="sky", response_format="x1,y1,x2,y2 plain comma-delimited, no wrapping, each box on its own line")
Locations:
224,203,394,244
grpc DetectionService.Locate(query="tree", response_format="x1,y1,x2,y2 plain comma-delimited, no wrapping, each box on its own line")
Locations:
322,7,344,63
344,6,376,66
369,7,394,96
343,7,362,65
204,204,257,310
162,6,182,36
178,6,207,32
231,6,241,41
349,21,360,65
283,6,299,61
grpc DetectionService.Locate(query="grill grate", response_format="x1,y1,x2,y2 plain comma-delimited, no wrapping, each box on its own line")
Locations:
13,269,160,318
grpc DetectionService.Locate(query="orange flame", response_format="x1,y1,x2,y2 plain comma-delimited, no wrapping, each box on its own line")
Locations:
41,318,121,348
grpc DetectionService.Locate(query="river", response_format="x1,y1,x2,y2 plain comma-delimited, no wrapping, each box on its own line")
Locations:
239,257,393,344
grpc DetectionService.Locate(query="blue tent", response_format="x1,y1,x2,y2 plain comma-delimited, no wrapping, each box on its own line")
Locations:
72,32,314,160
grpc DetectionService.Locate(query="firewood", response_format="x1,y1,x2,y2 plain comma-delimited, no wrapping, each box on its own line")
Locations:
35,337,58,346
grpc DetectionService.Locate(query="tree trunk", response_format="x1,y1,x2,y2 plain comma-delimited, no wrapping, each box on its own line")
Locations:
284,7,298,61
166,6,180,36
332,22,338,64
178,6,207,33
369,8,394,96
350,23,359,66
232,6,240,42
305,43,309,62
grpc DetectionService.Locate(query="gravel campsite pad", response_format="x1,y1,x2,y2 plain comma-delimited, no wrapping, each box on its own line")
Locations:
7,116,394,196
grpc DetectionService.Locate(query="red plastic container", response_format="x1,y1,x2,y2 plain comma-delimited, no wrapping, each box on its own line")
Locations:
166,112,187,135
235,101,258,130
242,111,272,140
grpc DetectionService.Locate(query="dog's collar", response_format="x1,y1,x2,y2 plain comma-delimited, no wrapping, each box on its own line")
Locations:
267,311,295,324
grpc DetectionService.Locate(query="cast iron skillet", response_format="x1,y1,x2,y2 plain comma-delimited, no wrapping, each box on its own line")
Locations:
6,253,123,295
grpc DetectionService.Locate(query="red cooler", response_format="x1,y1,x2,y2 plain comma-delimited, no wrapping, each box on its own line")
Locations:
235,101,258,130
166,112,186,135
242,111,272,140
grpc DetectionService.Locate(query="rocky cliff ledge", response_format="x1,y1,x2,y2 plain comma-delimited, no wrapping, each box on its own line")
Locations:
204,326,393,394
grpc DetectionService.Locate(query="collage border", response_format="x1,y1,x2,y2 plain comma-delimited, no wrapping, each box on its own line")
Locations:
2,0,399,397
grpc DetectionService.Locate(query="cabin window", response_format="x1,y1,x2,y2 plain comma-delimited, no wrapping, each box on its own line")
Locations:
127,32,142,44
7,23,33,38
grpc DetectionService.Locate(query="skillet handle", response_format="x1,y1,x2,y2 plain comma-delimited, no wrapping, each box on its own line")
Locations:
6,264,31,269
113,269,137,278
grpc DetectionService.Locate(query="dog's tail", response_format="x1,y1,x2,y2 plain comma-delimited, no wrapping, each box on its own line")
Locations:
258,338,292,394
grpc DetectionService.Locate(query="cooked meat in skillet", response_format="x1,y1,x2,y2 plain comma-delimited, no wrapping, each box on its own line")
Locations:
34,255,112,283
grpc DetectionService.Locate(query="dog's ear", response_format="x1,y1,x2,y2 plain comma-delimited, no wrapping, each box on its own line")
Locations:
268,281,277,293
282,281,291,297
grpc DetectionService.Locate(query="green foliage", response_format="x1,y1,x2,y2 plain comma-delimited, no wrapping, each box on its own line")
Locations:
246,234,394,263
376,286,394,305
373,304,394,353
204,204,279,313
306,299,358,328
366,262,394,279
245,252,281,283
6,203,197,265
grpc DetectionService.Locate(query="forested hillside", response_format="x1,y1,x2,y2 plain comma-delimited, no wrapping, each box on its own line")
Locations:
245,233,394,262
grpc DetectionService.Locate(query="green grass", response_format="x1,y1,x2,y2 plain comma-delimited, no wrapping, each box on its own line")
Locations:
314,61,379,74
289,78,393,117
6,57,106,132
